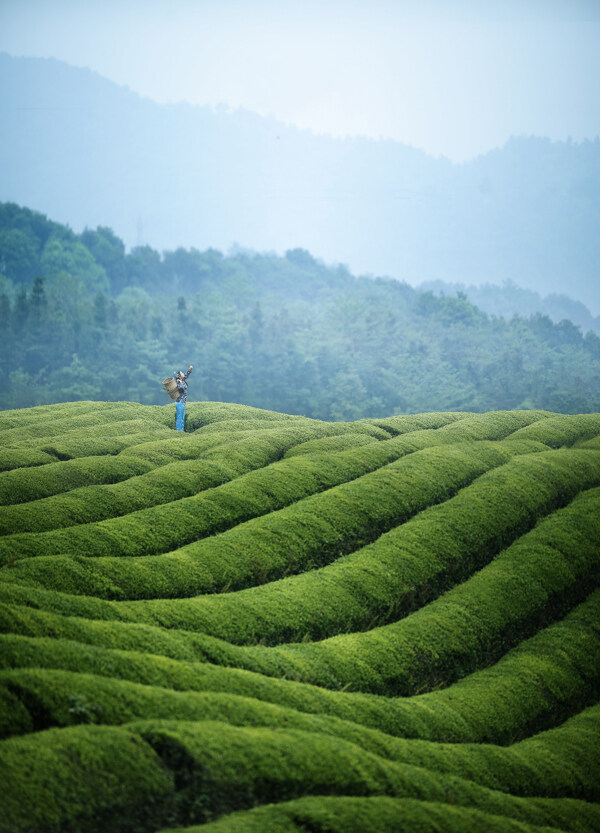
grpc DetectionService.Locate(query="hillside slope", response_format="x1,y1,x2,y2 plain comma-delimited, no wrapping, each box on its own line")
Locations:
1,401,600,833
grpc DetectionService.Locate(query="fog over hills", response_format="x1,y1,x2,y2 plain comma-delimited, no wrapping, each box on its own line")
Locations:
1,52,599,313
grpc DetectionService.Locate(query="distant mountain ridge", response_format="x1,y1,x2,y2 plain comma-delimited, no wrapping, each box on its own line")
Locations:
420,280,600,334
1,52,599,312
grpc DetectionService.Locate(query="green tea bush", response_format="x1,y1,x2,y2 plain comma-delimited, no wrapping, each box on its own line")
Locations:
183,401,313,428
0,723,175,833
0,404,166,445
0,400,156,430
1,402,599,833
510,414,600,448
0,454,155,507
2,661,599,791
0,426,360,533
426,410,549,441
363,411,470,434
283,433,380,457
0,448,58,473
37,429,178,460
575,435,600,450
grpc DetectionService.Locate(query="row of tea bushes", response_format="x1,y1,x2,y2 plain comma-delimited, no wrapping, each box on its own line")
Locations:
0,400,165,431
4,443,580,631
2,589,599,746
1,715,599,833
365,410,546,438
184,484,600,694
2,485,599,701
1,403,599,833
509,413,600,448
2,585,598,748
0,440,539,595
0,405,169,445
0,453,155,506
0,409,549,557
0,424,319,506
154,796,593,833
0,447,59,473
107,448,600,641
0,425,376,533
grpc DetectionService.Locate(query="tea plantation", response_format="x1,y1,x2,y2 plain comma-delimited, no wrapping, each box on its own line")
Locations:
1,400,599,833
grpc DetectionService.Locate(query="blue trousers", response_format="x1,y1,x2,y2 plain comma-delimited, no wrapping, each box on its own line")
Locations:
175,401,186,431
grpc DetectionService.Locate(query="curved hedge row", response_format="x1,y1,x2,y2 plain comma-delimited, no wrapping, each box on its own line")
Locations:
0,431,514,564
7,459,589,695
2,585,599,747
1,483,598,705
106,448,600,640
2,588,599,747
509,414,600,448
0,447,59,473
2,479,599,700
0,425,374,533
155,797,588,833
365,410,546,437
0,426,254,505
0,409,548,564
0,440,541,595
0,400,167,434
185,482,600,694
1,717,599,833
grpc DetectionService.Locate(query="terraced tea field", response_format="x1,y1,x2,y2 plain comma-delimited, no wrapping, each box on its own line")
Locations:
1,400,600,833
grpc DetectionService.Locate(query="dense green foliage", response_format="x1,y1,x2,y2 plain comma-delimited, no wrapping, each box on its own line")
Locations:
2,203,600,417
1,401,599,833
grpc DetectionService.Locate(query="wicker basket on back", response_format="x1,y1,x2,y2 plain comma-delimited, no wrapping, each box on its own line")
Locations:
163,376,179,400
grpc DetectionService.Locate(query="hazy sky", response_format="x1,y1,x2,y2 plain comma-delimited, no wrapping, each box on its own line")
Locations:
1,0,599,160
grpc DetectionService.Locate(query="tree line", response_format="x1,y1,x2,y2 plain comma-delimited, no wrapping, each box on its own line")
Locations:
1,202,599,418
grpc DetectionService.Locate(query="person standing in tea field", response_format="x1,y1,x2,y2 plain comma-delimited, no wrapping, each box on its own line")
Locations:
174,365,193,431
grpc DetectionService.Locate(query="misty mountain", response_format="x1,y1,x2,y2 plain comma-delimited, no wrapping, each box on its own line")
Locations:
1,52,599,313
419,281,600,334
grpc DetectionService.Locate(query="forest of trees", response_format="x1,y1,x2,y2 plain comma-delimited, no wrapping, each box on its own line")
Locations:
1,202,599,418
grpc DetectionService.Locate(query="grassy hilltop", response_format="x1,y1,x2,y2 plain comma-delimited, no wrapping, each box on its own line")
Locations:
1,400,600,833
